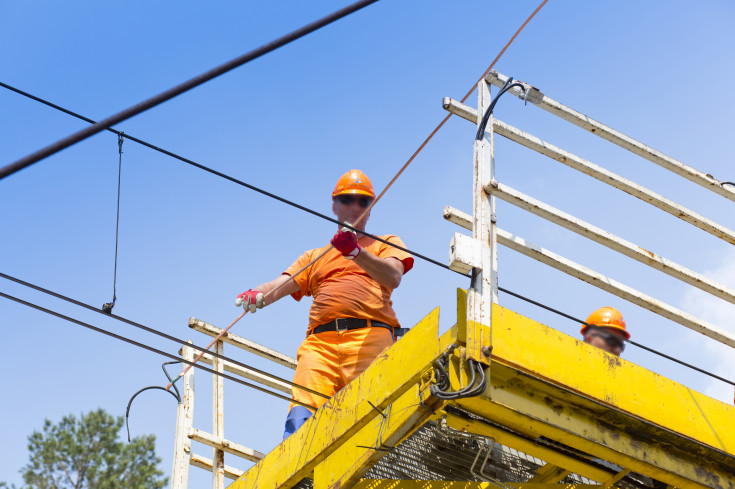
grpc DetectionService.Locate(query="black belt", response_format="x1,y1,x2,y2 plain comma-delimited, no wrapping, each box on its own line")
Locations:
312,318,408,337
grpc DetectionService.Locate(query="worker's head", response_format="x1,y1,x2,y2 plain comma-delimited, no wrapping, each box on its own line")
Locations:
581,307,629,356
332,170,375,230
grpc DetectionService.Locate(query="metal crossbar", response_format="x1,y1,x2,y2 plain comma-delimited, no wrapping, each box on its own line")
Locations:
170,323,290,489
484,70,735,203
444,71,735,351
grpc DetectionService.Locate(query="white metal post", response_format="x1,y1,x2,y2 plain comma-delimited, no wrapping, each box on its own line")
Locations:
171,343,195,489
212,340,225,489
466,80,498,363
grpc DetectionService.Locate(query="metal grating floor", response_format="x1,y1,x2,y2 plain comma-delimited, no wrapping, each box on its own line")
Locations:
294,413,661,489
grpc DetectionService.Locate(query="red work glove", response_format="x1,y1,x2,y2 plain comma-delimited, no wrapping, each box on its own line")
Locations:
235,289,265,313
331,228,360,260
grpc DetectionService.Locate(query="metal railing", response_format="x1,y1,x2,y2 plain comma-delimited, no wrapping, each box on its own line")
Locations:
444,70,735,350
170,318,297,488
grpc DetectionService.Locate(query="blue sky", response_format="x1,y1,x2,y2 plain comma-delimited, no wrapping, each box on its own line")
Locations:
1,1,734,486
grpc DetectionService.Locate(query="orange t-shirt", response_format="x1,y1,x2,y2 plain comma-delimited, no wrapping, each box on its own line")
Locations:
284,235,414,334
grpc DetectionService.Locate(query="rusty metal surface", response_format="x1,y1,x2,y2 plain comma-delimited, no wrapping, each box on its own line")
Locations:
484,70,735,204
495,227,735,348
189,317,297,369
291,420,659,489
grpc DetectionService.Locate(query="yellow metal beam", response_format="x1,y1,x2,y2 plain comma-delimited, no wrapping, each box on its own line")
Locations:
313,383,441,489
228,307,443,489
451,303,735,488
353,481,600,489
490,303,735,454
527,463,571,483
601,469,631,489
313,325,460,489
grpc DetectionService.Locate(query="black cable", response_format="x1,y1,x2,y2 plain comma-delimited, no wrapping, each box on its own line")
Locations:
0,0,381,180
498,286,582,324
627,339,735,387
498,288,735,388
0,271,329,399
162,360,182,401
0,290,316,408
722,182,735,188
103,133,124,314
0,82,456,277
431,358,486,400
3,85,730,391
125,361,182,442
126,386,179,443
475,77,527,141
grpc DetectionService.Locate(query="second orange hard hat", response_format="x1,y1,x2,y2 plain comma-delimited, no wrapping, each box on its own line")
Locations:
581,306,630,339
332,170,375,199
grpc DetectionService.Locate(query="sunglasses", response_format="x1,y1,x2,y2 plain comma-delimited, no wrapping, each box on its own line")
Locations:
588,329,626,352
336,195,373,208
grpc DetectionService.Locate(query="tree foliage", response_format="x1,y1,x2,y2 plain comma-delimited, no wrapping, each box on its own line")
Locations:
10,409,167,489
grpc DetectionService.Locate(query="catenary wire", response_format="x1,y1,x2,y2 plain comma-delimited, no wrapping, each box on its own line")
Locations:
167,0,548,362
0,271,329,399
0,0,552,377
5,1,723,389
0,81,450,274
0,290,316,408
499,287,735,388
3,86,732,390
0,0,381,180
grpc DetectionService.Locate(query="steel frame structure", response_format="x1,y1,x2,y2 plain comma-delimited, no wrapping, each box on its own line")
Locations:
171,71,735,489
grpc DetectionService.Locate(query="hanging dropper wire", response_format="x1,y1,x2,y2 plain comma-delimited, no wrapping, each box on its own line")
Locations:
103,132,124,314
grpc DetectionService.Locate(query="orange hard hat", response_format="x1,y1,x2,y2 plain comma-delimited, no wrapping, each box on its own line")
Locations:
332,170,375,199
581,306,630,339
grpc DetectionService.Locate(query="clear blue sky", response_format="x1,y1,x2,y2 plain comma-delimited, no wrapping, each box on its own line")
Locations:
1,1,734,486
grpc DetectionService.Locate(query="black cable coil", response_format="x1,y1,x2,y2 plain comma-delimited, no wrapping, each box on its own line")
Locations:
430,345,487,400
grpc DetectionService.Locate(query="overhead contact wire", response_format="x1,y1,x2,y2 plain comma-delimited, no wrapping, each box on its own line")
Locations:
0,271,328,399
250,0,554,328
3,86,729,390
0,290,315,408
5,0,723,396
0,0,381,180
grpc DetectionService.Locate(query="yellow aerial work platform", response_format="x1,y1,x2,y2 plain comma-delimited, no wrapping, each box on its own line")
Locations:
171,71,735,489
226,291,735,489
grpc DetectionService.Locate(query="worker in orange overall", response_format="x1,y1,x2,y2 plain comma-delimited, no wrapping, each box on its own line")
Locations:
235,170,414,439
581,306,629,356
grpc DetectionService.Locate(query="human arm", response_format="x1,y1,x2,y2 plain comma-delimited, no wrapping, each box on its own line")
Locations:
353,251,404,289
331,229,406,289
254,274,300,304
236,274,299,311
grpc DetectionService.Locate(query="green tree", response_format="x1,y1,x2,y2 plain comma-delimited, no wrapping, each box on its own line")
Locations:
13,408,167,489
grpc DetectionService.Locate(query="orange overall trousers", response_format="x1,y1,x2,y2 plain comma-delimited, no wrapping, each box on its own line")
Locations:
284,326,394,438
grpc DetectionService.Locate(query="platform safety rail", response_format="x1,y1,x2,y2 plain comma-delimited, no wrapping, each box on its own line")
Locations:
444,69,735,350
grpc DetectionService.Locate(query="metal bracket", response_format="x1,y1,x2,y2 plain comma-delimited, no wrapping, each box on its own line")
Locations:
449,232,483,275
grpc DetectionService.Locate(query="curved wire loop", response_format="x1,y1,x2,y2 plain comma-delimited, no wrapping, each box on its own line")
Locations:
125,361,182,442
476,77,528,141
430,346,487,400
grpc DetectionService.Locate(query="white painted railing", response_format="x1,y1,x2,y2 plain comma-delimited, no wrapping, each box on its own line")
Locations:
443,71,735,349
170,318,295,488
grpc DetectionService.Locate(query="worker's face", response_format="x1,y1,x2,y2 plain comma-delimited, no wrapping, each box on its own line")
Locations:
584,327,626,356
332,194,372,230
